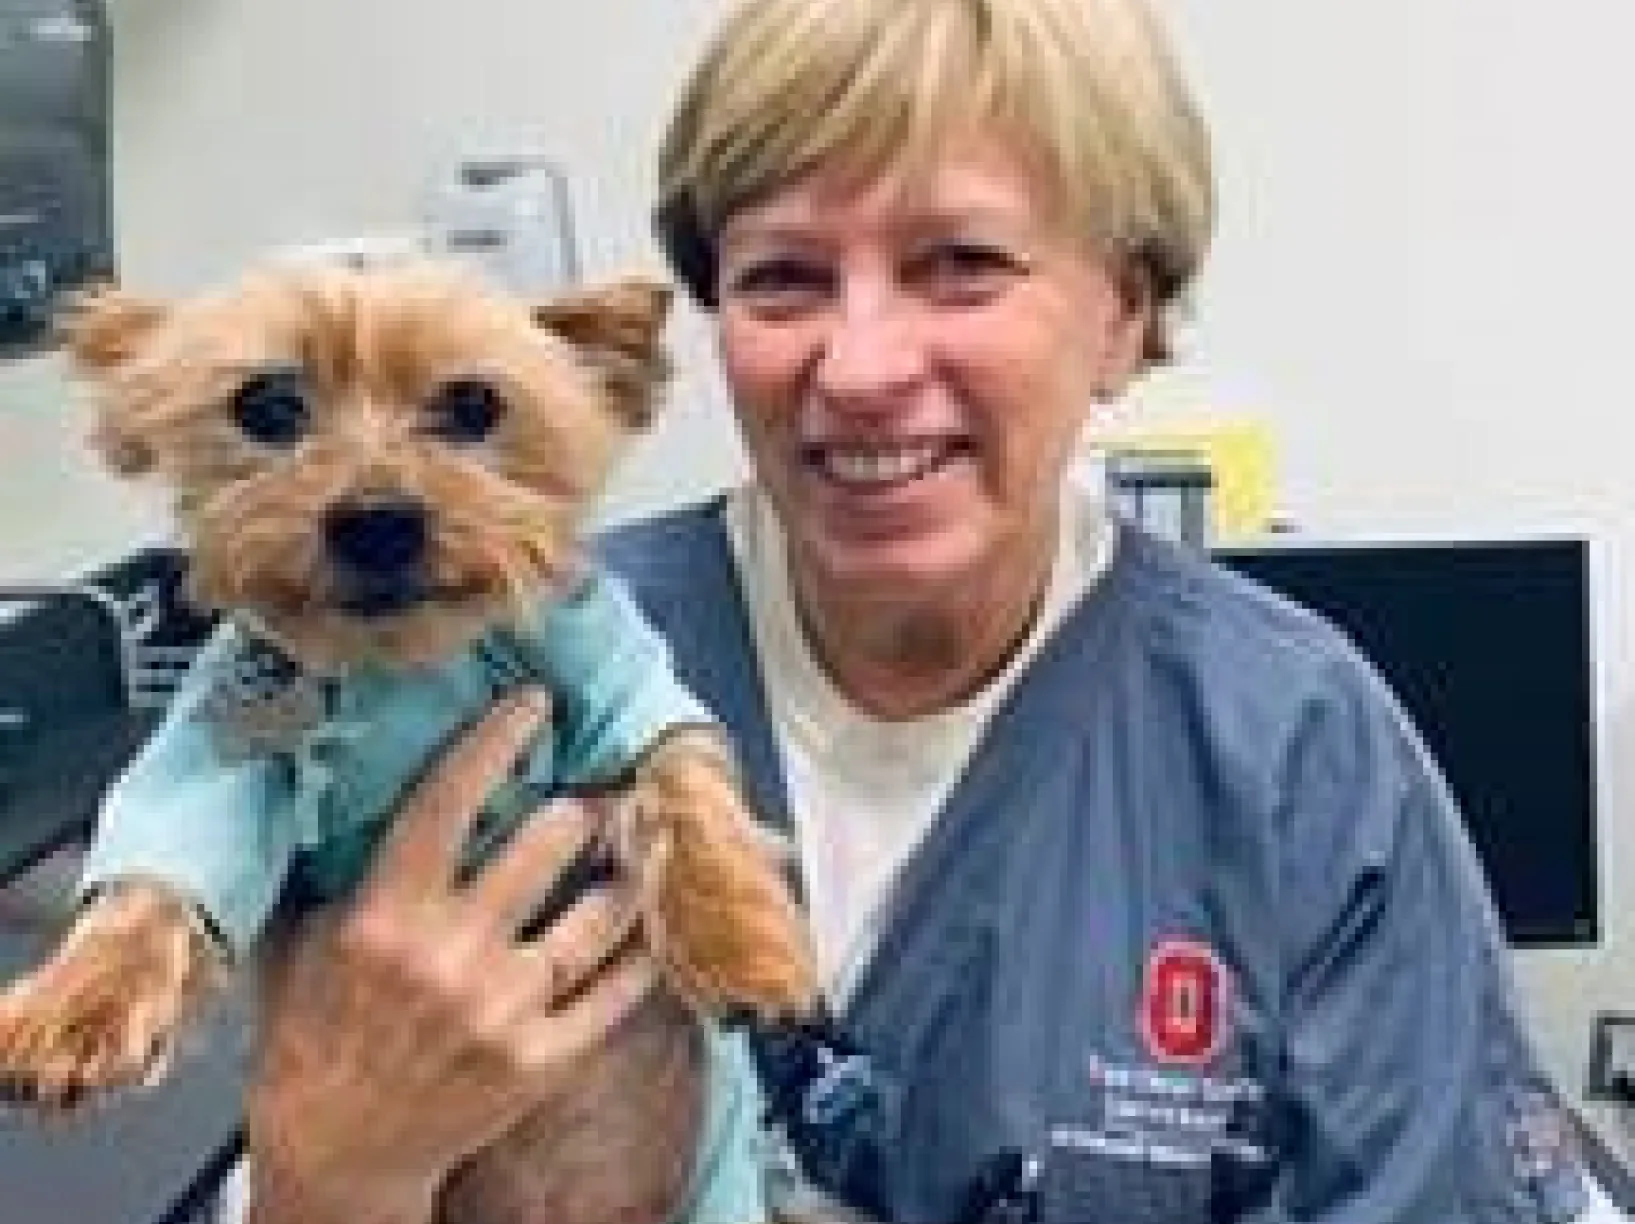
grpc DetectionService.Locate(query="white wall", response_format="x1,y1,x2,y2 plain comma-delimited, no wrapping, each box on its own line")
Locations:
0,0,1627,1120
0,352,169,578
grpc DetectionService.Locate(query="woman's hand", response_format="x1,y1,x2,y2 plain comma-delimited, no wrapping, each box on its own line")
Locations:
245,690,657,1224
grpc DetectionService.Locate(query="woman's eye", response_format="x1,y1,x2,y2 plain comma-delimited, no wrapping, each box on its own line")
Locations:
909,243,1026,301
426,379,506,444
722,258,834,314
230,369,309,447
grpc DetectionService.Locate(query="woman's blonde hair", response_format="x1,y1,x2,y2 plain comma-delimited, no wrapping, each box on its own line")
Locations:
655,0,1215,363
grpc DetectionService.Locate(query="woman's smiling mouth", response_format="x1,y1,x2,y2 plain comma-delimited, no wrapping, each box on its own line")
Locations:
801,438,975,491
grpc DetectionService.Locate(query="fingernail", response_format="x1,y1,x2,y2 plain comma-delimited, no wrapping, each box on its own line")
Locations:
512,688,552,719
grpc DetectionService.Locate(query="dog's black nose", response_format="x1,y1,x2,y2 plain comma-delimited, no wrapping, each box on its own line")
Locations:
324,496,429,572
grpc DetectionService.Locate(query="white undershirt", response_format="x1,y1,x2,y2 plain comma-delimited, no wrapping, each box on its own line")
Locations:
723,483,1115,1006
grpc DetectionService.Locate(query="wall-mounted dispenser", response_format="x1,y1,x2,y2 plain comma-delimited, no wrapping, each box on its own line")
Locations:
423,153,579,295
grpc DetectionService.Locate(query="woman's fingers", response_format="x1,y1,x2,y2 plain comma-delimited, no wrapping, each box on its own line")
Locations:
525,882,646,1004
367,689,552,895
466,797,603,931
518,946,657,1072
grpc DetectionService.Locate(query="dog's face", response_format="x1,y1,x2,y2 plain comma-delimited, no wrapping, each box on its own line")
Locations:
66,261,671,670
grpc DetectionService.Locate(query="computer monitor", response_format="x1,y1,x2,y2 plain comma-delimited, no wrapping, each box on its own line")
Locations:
1213,537,1600,948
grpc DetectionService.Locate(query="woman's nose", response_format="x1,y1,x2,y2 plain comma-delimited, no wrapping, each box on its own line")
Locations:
812,286,927,404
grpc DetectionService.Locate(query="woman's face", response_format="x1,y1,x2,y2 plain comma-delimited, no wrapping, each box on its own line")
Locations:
715,131,1149,607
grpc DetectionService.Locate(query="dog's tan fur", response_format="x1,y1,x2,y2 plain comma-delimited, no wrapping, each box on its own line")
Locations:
0,883,219,1109
0,259,814,1221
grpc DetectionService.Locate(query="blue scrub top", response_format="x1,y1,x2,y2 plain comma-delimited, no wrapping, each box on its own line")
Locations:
601,499,1591,1224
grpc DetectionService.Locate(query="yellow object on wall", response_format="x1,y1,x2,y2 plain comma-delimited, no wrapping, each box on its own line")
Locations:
1088,418,1278,541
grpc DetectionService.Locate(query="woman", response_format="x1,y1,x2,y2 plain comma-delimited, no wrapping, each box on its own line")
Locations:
246,0,1620,1220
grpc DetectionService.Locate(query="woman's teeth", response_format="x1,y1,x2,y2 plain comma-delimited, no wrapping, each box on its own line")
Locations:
817,443,952,487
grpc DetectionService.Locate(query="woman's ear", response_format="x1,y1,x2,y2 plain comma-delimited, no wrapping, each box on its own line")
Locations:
58,286,171,373
532,278,674,428
1094,258,1160,400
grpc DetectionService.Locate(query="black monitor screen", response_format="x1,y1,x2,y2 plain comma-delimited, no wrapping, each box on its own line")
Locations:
1214,538,1600,947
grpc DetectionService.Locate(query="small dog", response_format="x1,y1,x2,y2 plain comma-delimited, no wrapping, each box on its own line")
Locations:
0,257,815,1222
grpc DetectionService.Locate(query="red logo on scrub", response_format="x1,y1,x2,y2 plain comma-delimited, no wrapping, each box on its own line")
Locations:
1140,939,1230,1065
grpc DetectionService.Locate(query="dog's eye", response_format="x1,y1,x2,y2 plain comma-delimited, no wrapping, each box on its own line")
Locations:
426,379,506,444
231,370,310,447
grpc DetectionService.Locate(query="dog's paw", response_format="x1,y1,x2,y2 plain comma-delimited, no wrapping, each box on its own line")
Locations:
0,977,177,1112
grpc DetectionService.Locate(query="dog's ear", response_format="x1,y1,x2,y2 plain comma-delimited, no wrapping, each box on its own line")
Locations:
59,285,171,373
532,278,672,429
59,287,171,476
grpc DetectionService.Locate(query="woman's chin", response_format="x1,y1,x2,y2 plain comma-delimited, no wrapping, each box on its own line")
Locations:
791,523,994,607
